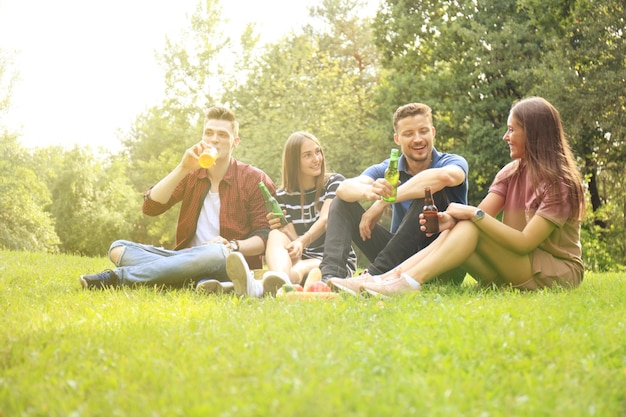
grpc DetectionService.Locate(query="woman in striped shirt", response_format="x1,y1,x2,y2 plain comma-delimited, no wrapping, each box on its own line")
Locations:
261,131,357,295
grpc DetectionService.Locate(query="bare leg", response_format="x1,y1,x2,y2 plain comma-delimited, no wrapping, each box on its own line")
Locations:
292,258,321,285
109,245,124,265
405,220,479,284
469,229,533,286
265,230,322,284
265,230,295,279
406,220,533,286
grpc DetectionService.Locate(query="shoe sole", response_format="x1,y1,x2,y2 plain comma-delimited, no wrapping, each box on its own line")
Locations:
196,280,234,294
327,279,359,296
79,275,108,290
226,252,250,296
263,274,288,296
363,283,421,298
363,288,387,298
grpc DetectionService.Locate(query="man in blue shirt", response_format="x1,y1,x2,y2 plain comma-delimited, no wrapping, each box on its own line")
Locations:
322,103,468,291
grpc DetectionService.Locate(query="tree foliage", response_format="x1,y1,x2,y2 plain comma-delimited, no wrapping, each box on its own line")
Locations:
525,0,626,268
229,0,384,182
114,0,240,247
34,146,142,257
0,53,59,252
0,136,59,251
372,0,543,203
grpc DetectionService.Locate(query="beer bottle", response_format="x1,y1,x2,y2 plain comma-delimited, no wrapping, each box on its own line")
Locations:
422,186,439,233
382,148,400,202
258,182,288,227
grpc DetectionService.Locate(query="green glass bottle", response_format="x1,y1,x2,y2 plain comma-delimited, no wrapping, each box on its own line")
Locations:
258,182,288,227
382,148,400,202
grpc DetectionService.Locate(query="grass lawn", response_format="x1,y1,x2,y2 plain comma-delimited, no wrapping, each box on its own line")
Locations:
1,250,625,416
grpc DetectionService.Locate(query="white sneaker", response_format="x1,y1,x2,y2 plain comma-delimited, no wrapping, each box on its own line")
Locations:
262,271,291,296
195,279,234,294
226,252,262,297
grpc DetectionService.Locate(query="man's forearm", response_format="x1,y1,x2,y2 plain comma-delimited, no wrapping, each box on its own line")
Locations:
149,165,190,204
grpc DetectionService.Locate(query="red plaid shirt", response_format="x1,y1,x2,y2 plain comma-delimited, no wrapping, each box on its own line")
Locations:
143,158,275,269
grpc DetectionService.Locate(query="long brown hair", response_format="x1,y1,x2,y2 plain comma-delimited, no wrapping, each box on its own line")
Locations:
281,131,329,213
510,97,585,221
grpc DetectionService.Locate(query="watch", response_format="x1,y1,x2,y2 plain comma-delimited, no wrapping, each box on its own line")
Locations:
472,209,485,222
229,240,239,251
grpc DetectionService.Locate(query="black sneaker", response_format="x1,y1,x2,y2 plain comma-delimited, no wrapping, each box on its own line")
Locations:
80,270,119,290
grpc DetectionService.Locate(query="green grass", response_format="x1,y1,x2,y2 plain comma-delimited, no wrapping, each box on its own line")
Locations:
1,250,625,417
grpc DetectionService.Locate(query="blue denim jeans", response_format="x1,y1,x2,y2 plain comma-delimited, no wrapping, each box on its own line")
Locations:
108,240,230,287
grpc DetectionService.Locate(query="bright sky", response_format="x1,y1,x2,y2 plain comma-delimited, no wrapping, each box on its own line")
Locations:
0,0,358,152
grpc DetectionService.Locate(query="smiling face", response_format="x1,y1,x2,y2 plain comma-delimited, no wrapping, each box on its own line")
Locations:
299,138,323,179
394,114,436,166
281,131,325,192
503,113,526,159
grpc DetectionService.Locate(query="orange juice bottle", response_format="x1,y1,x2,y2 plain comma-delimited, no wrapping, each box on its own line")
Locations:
198,147,218,168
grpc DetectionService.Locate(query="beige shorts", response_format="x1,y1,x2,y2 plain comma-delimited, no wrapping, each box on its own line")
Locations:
513,249,584,290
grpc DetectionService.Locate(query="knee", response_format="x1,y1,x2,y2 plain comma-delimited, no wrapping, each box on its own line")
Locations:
108,242,125,265
329,197,343,214
329,198,359,216
268,229,282,240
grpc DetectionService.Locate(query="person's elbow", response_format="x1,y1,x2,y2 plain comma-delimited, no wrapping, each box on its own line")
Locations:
336,183,360,201
442,167,466,187
336,184,349,199
508,236,539,256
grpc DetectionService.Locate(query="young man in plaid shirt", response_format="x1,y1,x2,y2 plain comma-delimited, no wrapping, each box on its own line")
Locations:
80,106,274,295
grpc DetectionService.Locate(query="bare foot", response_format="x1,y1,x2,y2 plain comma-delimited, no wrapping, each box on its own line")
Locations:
303,267,321,291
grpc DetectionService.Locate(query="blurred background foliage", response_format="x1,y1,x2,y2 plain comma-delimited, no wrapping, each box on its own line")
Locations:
1,0,624,271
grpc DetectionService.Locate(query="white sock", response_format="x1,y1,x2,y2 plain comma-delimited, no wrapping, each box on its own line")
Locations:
401,273,421,288
251,274,263,297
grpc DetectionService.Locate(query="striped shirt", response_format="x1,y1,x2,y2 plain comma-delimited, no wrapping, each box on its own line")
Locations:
276,173,357,274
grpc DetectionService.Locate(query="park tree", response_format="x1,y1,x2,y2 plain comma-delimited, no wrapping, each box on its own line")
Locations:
229,0,383,182
372,0,542,204
0,136,60,252
525,0,626,267
0,51,59,252
39,146,142,257
120,0,382,245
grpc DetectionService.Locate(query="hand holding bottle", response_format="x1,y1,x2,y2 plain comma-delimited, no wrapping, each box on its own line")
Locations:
368,178,397,201
422,186,439,233
419,211,458,235
266,210,288,230
259,182,288,227
382,148,400,202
